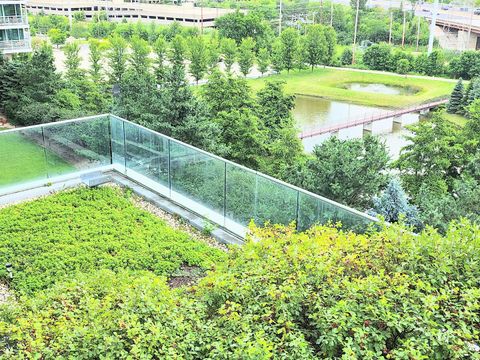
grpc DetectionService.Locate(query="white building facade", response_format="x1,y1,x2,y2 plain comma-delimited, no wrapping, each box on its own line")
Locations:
0,0,31,55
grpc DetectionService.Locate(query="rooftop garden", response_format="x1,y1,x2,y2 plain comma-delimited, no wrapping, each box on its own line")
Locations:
0,186,479,358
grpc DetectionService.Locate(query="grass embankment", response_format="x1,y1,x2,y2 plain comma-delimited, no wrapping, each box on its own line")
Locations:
0,186,225,295
443,112,468,127
249,68,455,108
0,132,73,187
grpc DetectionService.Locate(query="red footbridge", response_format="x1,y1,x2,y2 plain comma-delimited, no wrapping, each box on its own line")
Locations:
299,99,448,139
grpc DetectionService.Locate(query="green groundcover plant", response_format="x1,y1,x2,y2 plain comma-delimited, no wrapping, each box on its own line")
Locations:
1,192,479,359
0,187,225,295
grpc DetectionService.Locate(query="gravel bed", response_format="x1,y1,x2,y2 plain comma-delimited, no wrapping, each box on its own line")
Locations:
0,283,13,305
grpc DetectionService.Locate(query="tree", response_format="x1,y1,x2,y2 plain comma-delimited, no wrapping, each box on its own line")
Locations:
395,114,466,197
396,58,410,75
63,41,82,81
298,136,390,209
362,43,392,71
341,48,353,66
221,38,237,73
425,50,444,77
323,26,337,65
280,28,300,73
129,35,151,76
47,28,66,48
216,108,267,170
447,79,464,114
108,34,128,84
188,36,208,84
205,38,220,73
215,10,271,48
257,47,270,76
370,178,422,229
202,70,253,115
89,38,104,82
238,37,256,77
271,39,284,73
302,25,327,70
168,35,186,69
153,36,168,83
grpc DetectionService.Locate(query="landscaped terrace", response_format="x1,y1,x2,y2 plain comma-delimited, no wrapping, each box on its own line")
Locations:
0,114,376,237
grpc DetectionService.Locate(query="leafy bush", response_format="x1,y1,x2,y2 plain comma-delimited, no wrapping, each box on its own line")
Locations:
0,187,225,295
2,220,480,358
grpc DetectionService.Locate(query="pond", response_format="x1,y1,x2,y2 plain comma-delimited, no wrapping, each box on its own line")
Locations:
342,83,418,95
293,95,419,160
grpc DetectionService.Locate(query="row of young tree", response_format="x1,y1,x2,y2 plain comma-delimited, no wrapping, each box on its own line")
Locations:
1,39,478,232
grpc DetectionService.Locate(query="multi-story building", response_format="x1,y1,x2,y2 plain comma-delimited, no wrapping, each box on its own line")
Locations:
26,0,233,28
0,0,31,56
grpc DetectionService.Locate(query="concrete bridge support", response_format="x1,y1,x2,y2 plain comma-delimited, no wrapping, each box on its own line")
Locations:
370,118,393,135
338,125,364,140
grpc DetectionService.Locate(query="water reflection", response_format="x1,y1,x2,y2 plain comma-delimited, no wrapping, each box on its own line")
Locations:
293,95,418,160
344,83,417,95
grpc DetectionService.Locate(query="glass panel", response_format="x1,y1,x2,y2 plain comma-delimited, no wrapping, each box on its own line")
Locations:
255,175,298,227
110,117,125,170
42,116,111,178
0,128,48,193
124,122,168,187
225,164,256,228
298,192,320,231
170,141,225,224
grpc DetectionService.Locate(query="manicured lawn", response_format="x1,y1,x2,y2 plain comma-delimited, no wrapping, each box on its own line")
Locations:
0,186,226,295
443,112,468,127
249,68,455,108
0,132,73,187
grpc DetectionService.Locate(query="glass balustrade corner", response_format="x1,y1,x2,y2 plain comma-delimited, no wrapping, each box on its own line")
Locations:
0,114,377,238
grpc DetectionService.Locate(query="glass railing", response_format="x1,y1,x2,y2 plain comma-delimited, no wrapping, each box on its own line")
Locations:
0,114,377,237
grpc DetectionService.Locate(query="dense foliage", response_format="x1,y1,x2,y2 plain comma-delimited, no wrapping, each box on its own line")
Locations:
0,187,225,295
2,219,480,358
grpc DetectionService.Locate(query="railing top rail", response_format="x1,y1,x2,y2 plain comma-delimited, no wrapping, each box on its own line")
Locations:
0,114,110,135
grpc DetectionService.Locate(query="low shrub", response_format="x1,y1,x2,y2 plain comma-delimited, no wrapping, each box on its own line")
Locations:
1,220,479,358
0,186,225,295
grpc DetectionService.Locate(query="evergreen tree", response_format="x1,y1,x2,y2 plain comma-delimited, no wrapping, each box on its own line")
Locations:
370,178,422,229
238,37,256,77
257,47,270,76
447,78,464,114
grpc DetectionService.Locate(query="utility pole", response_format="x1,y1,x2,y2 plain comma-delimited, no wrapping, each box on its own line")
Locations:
416,15,420,51
278,0,283,35
389,12,393,44
200,1,204,35
352,0,360,64
330,1,334,26
427,0,439,54
401,10,406,47
319,0,323,24
466,4,473,50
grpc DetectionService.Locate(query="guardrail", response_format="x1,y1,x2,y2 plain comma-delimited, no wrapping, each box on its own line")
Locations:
0,15,26,25
0,115,377,237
